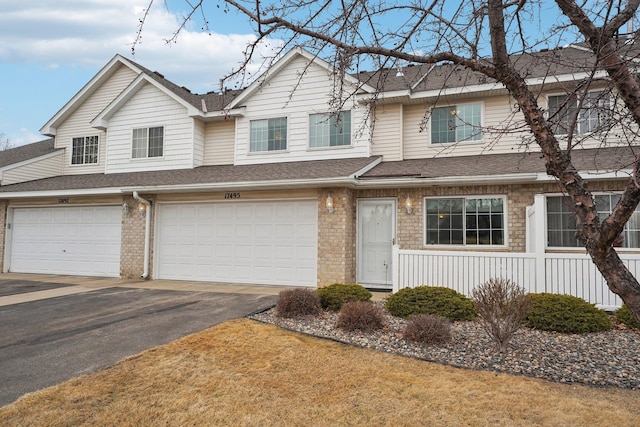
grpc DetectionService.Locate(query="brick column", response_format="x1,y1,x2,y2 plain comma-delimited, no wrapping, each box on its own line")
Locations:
317,188,356,286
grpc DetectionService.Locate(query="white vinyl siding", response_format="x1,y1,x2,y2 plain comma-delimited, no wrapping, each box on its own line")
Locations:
371,104,403,161
1,152,64,185
403,97,528,158
104,83,194,173
55,64,137,175
234,55,370,165
193,119,205,167
203,119,235,165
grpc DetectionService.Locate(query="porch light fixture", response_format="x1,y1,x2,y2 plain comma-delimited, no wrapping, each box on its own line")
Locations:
326,194,335,213
122,201,130,216
138,202,147,217
405,195,413,214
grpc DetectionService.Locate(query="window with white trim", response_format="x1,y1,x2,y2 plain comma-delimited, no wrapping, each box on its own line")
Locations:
71,135,99,165
546,194,640,248
309,111,351,148
425,197,505,245
132,126,164,159
250,117,287,152
431,103,482,143
547,91,610,135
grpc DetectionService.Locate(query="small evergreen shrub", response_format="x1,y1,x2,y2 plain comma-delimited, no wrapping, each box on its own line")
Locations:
336,301,385,332
275,288,322,318
615,304,640,330
522,293,612,333
402,314,452,345
472,278,531,352
385,286,477,321
316,283,372,311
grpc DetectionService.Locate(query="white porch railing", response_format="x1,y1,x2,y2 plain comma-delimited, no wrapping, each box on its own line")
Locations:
392,246,639,310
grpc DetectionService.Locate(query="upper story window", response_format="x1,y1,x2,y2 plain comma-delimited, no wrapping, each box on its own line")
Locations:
309,111,351,148
132,126,164,159
71,135,98,165
547,194,640,248
548,91,610,135
250,117,287,152
431,103,482,144
425,196,505,246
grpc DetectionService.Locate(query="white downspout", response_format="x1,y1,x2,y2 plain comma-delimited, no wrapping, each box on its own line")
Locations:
133,191,151,279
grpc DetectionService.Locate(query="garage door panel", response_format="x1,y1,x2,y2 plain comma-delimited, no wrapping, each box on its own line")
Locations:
157,200,317,286
10,206,122,277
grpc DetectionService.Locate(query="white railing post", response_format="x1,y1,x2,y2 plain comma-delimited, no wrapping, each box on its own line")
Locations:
533,194,547,293
392,244,400,293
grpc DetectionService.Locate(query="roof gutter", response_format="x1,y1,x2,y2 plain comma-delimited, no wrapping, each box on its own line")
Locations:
132,191,151,280
356,172,541,188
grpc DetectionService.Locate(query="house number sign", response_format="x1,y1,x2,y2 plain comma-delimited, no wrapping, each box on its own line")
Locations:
224,192,241,199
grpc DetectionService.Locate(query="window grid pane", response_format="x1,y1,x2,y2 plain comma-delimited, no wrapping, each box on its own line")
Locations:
431,106,456,143
309,111,351,148
426,197,504,246
546,194,640,248
250,118,287,152
456,104,482,142
71,137,85,165
132,128,148,159
148,127,163,157
85,136,99,164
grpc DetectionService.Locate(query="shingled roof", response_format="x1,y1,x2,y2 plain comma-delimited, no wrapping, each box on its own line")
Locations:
355,41,640,94
360,146,636,180
0,156,381,194
0,139,59,168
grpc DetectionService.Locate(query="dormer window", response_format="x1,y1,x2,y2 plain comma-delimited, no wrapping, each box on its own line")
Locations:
309,111,351,148
250,118,287,152
132,126,164,158
71,136,99,165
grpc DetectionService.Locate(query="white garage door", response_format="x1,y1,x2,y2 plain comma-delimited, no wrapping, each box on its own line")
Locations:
9,206,122,277
156,200,318,286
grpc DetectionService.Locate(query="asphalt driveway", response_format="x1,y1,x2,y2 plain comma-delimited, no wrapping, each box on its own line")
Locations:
0,280,277,406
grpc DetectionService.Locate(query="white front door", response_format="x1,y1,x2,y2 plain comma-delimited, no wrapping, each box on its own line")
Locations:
357,199,396,288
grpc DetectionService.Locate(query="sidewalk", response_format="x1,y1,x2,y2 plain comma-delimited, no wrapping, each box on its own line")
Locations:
0,273,388,307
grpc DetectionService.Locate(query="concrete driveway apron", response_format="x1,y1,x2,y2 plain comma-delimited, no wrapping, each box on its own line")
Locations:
0,275,279,406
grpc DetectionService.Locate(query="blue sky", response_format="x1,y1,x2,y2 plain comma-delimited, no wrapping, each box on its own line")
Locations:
0,0,270,146
0,0,608,148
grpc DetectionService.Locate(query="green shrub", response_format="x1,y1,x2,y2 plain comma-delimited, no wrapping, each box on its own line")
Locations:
316,283,372,311
336,301,385,332
522,293,611,333
615,304,640,330
385,286,477,321
275,288,322,318
402,314,452,345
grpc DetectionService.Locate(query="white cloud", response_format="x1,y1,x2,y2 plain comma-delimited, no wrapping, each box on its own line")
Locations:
0,0,281,93
9,128,44,147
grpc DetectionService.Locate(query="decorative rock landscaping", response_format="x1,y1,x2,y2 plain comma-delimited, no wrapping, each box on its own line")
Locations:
250,302,640,390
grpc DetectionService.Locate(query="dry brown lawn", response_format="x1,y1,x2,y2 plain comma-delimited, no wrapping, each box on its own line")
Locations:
1,319,638,426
